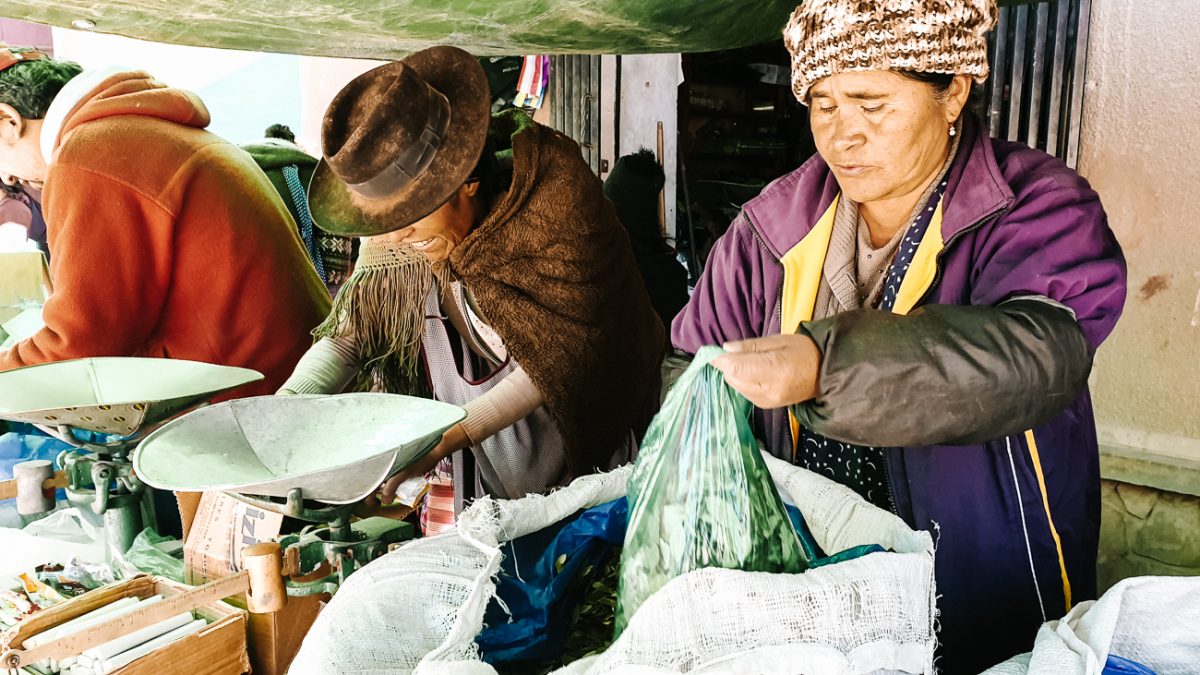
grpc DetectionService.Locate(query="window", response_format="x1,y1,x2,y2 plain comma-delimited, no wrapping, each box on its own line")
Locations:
984,0,1093,168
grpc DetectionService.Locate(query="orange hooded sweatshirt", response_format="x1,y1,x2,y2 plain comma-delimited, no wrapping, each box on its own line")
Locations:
0,71,331,399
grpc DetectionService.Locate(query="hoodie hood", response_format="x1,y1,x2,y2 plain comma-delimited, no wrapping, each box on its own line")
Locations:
240,139,318,171
43,69,210,160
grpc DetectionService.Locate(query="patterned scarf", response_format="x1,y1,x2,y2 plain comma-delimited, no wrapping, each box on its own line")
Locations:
797,130,958,510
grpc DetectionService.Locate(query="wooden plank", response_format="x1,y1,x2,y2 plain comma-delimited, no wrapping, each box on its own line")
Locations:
0,471,67,501
1045,0,1071,155
1027,1,1050,149
988,6,1011,138
1007,4,1030,143
1066,0,1092,169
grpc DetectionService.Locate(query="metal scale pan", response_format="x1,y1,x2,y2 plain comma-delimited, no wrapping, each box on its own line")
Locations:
0,357,265,553
0,357,264,437
136,393,466,596
134,393,466,505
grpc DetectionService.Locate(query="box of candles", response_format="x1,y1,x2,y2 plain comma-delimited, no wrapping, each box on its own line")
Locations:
0,575,248,674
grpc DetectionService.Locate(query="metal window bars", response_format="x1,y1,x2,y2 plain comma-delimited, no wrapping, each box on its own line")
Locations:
985,0,1092,168
549,54,604,174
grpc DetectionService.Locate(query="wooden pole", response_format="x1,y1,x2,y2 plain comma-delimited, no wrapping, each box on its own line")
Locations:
656,121,666,233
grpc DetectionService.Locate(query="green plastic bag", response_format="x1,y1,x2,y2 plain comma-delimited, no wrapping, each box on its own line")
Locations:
614,346,809,636
123,528,185,583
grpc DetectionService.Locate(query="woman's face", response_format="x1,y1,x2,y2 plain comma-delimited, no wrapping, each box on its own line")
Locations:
808,71,970,206
376,181,481,262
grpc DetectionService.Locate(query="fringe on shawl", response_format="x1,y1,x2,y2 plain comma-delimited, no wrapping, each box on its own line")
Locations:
313,239,435,395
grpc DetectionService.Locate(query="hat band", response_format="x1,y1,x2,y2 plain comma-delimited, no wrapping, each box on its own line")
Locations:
347,91,451,200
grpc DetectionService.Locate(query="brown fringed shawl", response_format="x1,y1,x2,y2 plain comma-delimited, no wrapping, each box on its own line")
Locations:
313,240,434,395
451,111,666,478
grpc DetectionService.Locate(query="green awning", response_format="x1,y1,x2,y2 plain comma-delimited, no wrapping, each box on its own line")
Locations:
1,1,802,58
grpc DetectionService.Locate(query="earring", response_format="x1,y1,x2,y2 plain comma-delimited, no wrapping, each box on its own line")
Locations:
949,125,957,137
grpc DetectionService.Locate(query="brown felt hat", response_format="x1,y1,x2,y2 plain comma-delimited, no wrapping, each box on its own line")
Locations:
308,46,490,237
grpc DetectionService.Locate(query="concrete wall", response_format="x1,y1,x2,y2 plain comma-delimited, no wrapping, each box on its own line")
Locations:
1079,0,1200,449
1080,0,1200,593
618,54,681,239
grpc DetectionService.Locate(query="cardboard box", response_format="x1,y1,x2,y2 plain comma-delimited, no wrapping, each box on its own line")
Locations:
176,491,203,543
0,251,50,325
183,492,324,675
1,575,249,674
184,492,284,586
243,594,324,675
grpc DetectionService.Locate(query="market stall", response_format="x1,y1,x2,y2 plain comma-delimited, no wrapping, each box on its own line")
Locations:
0,0,1191,673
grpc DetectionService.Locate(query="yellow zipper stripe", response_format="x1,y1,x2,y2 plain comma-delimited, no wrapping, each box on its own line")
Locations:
780,196,839,335
781,197,840,460
1024,429,1073,613
780,196,943,460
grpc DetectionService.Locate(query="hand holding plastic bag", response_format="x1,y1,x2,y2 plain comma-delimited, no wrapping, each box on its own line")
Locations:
615,346,809,635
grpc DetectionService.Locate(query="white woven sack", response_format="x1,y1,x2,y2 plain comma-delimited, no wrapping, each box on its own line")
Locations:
291,455,936,675
982,575,1200,675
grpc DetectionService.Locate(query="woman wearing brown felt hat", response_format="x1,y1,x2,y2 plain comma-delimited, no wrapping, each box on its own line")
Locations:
280,46,665,524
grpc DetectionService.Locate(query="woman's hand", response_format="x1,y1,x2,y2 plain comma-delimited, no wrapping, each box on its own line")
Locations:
377,422,471,503
710,334,822,409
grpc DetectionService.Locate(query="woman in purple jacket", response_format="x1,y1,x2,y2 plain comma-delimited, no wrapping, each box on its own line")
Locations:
673,1,1126,672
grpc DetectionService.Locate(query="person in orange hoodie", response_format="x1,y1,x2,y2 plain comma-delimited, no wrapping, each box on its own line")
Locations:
0,47,330,398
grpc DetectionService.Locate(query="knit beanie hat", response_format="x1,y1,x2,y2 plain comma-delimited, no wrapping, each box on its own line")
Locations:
783,0,998,103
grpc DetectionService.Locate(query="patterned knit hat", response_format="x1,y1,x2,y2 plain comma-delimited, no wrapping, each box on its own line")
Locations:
783,0,998,103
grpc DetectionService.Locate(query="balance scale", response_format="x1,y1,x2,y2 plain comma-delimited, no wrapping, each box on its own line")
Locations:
0,358,465,670
0,357,263,555
133,389,465,598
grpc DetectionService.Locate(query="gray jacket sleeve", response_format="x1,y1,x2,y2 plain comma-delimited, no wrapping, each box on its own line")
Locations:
790,298,1092,447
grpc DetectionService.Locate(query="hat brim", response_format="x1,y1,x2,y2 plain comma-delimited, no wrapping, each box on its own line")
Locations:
308,46,491,238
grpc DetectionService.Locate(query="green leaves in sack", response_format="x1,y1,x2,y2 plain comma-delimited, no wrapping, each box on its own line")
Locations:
614,346,809,636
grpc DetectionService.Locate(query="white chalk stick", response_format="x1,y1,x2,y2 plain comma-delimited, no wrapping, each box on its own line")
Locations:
81,612,193,662
99,619,207,673
24,597,141,648
32,595,163,648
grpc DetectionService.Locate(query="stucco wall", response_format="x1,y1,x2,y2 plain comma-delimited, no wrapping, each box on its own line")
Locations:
619,55,681,239
1079,0,1200,449
1082,0,1200,595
